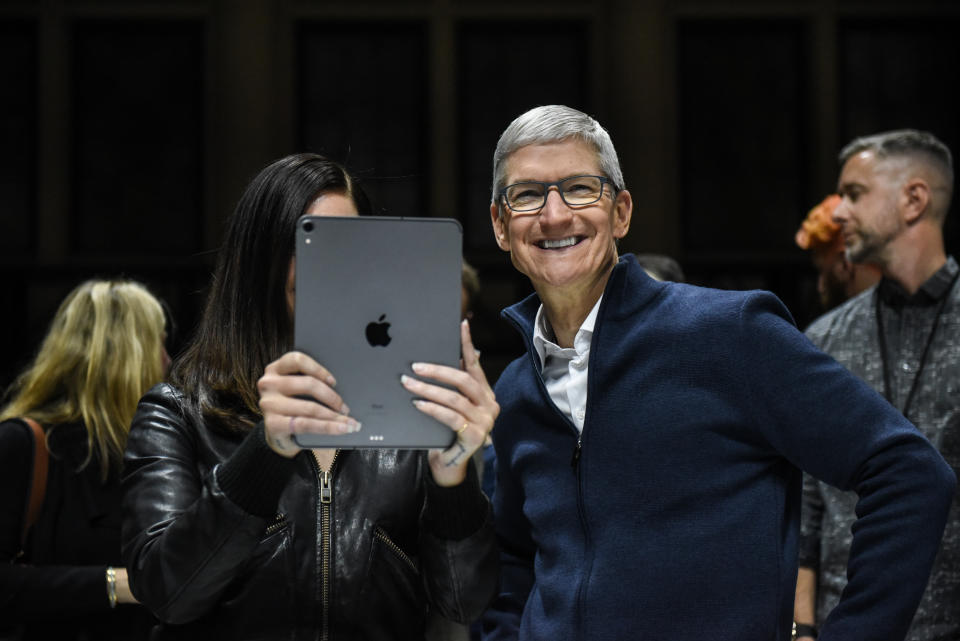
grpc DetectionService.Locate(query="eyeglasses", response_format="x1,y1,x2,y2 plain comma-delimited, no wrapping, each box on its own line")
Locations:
499,175,618,213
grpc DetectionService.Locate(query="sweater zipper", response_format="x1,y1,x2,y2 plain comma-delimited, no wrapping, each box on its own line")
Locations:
503,312,586,470
504,288,614,641
506,310,590,639
313,450,339,641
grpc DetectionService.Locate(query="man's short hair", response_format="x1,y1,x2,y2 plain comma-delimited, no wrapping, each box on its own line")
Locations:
839,129,954,220
491,105,624,207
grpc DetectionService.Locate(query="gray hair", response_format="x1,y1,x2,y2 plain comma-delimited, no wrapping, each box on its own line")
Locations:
840,129,954,220
490,105,624,206
840,129,952,171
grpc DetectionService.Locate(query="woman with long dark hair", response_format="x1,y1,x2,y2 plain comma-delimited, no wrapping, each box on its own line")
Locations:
121,153,499,640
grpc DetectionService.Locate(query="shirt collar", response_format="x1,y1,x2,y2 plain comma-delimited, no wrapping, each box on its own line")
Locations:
879,256,959,306
533,296,602,369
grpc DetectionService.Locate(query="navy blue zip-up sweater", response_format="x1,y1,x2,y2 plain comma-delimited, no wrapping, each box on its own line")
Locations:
484,254,955,641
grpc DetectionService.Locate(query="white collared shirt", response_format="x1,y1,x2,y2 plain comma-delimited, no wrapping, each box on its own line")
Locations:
532,296,601,433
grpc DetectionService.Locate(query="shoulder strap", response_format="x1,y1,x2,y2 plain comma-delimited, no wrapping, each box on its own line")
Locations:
19,417,49,548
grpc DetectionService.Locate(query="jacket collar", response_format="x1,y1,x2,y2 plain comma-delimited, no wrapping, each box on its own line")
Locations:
501,254,664,339
878,255,959,307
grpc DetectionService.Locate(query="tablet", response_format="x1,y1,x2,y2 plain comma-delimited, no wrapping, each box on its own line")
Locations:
292,215,463,449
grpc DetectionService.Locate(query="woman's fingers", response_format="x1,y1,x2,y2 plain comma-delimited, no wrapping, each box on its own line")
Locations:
402,370,473,416
258,351,359,457
259,393,356,427
407,323,494,405
265,350,337,385
459,319,491,386
260,395,360,457
401,367,498,434
261,413,360,458
259,371,349,416
259,352,346,411
404,319,499,486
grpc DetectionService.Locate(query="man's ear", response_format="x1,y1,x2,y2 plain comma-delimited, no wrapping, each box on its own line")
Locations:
902,178,931,225
490,201,510,251
613,189,633,239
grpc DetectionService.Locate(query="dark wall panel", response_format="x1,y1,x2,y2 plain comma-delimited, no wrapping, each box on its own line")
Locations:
840,18,960,256
297,21,428,217
0,20,37,255
71,19,204,255
457,21,590,252
678,20,808,255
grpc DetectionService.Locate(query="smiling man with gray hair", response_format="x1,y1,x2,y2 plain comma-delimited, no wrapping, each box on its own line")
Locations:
482,107,955,641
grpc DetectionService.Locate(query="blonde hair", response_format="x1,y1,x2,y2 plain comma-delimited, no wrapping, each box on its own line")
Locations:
0,280,167,480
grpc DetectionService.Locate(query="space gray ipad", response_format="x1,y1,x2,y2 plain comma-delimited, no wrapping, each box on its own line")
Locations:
292,215,463,449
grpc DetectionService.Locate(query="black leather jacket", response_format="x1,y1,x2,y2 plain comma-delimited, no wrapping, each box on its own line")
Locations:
121,384,498,641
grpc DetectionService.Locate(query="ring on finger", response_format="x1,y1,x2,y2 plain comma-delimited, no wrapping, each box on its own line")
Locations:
456,422,469,437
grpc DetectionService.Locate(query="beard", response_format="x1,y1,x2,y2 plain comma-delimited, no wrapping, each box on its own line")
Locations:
842,197,902,266
844,224,897,266
844,236,874,264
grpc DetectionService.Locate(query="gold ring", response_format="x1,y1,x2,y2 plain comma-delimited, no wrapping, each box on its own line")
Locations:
456,422,469,436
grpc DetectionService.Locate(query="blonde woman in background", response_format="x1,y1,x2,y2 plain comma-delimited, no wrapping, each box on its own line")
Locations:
0,279,169,641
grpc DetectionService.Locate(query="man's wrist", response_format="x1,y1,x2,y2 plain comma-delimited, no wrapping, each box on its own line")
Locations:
792,622,818,639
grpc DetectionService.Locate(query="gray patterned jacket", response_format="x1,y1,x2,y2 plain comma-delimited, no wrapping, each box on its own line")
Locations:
800,256,960,641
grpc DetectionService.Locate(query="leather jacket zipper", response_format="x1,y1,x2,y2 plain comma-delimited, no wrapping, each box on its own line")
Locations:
314,450,339,641
374,526,418,574
264,513,287,537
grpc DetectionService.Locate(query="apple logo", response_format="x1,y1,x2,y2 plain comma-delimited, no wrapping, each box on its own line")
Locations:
365,314,392,347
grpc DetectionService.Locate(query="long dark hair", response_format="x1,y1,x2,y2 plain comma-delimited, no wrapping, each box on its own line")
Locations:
170,153,372,433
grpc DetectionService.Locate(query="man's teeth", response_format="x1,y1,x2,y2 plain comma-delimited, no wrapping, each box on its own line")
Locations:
541,237,578,249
